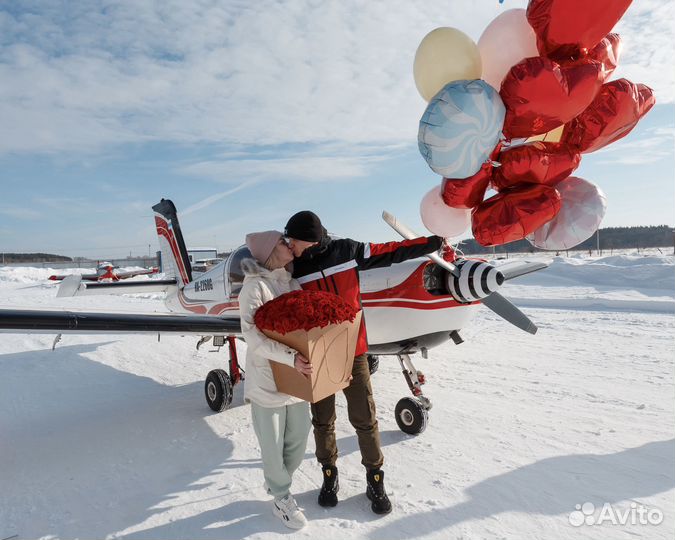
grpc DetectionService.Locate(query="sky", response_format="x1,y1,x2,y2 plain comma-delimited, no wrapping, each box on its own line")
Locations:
0,0,673,259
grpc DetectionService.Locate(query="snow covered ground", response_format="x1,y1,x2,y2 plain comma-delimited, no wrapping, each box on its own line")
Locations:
1,255,673,540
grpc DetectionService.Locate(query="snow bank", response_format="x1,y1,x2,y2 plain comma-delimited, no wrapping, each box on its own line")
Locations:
0,265,96,283
496,254,675,313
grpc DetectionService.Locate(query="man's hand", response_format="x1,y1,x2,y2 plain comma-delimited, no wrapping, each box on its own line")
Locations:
294,352,313,377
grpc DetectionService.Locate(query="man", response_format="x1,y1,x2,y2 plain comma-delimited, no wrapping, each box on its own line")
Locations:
284,210,443,514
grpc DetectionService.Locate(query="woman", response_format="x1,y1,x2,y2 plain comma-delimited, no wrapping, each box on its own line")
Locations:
239,230,313,530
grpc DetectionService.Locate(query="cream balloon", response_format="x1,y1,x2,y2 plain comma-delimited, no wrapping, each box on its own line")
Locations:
420,185,472,238
525,124,565,143
477,9,539,90
414,27,482,102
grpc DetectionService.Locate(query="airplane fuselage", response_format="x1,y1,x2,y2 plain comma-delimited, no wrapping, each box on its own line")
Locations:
166,250,479,348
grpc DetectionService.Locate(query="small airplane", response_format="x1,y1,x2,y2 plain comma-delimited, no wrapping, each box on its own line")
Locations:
0,199,549,435
48,262,159,282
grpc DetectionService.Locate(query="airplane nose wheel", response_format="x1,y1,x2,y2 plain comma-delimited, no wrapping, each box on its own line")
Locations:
367,355,379,375
395,397,428,435
205,369,233,412
395,353,431,435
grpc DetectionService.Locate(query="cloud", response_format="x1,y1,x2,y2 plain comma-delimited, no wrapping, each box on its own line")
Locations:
613,0,675,104
180,180,258,216
0,206,41,219
0,0,671,159
32,196,92,210
594,124,674,165
180,146,393,182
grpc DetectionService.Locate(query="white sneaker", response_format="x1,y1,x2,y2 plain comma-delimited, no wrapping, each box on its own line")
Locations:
273,494,307,529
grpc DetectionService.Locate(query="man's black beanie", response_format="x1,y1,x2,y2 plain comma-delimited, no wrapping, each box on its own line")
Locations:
285,211,325,242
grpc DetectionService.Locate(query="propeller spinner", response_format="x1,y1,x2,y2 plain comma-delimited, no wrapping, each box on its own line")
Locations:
446,259,505,303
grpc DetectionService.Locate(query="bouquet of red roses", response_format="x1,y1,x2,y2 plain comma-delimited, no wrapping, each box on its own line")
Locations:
254,289,358,335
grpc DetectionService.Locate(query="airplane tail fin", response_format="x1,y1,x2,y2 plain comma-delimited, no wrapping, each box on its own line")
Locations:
152,199,192,288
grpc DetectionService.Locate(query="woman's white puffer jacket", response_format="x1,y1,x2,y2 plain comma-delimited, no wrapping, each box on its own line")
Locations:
239,258,303,408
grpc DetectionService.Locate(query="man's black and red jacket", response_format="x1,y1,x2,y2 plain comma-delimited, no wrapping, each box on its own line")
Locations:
291,234,443,356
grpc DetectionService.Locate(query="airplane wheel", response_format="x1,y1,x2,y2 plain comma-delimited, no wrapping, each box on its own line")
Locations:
367,355,379,375
205,369,233,412
395,397,428,435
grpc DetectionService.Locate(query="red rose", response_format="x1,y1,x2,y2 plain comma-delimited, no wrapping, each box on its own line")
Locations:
254,289,357,334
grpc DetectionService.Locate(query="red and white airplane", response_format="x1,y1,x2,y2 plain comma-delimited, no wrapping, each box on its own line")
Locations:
48,262,159,282
0,199,548,435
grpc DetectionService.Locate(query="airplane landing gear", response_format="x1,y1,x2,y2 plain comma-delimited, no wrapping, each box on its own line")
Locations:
367,355,379,375
394,353,430,435
204,336,243,412
205,369,233,412
395,396,428,435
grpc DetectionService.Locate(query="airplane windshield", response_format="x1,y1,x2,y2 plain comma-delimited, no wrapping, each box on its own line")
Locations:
228,246,252,298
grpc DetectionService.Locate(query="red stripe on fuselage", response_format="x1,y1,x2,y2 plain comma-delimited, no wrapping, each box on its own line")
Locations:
175,292,239,316
360,261,475,308
177,290,207,314
208,301,239,315
362,299,474,310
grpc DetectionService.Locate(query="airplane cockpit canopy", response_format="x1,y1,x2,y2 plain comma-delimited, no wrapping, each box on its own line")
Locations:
225,245,252,298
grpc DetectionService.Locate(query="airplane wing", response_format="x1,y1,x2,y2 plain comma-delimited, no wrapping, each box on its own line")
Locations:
114,267,159,280
48,273,99,281
0,308,241,335
494,259,552,281
57,275,177,298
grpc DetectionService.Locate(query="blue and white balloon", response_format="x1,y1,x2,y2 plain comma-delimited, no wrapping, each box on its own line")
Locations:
418,79,505,179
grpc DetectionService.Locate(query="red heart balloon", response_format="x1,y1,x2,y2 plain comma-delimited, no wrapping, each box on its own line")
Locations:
527,0,632,60
501,56,604,139
441,142,502,208
441,166,492,209
587,33,622,82
472,184,561,247
493,141,581,190
561,79,656,153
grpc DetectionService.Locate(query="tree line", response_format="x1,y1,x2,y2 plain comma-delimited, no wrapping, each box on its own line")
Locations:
3,225,673,262
1,253,73,263
456,225,674,255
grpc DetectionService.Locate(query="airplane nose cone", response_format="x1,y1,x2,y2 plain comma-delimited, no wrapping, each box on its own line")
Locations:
446,260,505,303
483,265,504,294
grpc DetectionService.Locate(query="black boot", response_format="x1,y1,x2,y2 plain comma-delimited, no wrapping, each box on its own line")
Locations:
318,465,339,507
366,469,392,514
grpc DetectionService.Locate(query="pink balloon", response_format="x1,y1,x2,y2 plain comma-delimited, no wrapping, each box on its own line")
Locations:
478,9,540,90
420,186,471,238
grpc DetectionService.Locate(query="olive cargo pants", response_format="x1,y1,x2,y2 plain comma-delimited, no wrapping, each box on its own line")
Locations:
310,354,384,470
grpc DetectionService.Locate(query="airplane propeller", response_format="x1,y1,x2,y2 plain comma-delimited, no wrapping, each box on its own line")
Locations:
382,211,539,335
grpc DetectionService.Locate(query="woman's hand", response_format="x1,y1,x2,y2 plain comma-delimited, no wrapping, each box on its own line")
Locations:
294,352,313,377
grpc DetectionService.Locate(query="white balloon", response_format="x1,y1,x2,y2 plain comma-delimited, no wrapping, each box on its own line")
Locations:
527,176,607,250
477,9,539,90
420,186,471,239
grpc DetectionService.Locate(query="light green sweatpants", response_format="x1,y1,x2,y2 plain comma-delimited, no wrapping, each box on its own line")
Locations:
250,401,311,499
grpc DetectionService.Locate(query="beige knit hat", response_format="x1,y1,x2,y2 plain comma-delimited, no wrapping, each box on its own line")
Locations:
245,230,283,264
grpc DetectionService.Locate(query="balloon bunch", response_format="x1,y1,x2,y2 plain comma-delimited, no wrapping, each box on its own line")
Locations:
415,0,655,249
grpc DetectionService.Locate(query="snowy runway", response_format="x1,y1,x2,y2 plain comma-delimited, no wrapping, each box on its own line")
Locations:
1,255,673,540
